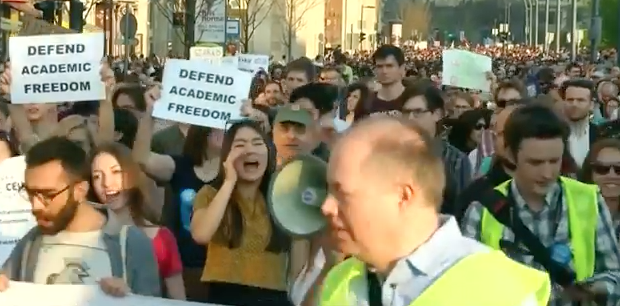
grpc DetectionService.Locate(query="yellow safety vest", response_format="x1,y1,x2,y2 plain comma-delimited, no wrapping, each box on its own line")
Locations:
480,177,598,281
320,251,551,306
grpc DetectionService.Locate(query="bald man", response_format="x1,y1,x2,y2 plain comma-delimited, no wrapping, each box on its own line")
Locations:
318,116,550,306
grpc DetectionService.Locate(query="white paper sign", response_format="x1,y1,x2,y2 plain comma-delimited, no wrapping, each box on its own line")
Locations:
0,156,35,265
0,281,227,306
238,54,269,73
9,33,105,104
189,46,223,65
152,59,252,129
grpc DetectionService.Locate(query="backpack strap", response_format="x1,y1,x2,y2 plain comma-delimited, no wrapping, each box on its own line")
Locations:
119,225,129,284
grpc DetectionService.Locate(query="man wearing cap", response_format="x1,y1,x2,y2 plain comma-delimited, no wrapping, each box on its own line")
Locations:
272,104,314,167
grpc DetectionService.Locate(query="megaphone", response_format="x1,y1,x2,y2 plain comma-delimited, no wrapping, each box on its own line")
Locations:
267,154,328,237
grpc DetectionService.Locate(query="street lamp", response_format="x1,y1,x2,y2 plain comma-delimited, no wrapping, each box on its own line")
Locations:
360,5,375,51
522,0,531,45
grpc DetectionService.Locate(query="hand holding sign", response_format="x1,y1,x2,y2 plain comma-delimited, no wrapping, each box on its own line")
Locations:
144,85,162,112
0,62,11,96
100,61,115,97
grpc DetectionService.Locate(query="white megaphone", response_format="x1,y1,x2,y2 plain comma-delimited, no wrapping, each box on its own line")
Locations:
267,154,328,237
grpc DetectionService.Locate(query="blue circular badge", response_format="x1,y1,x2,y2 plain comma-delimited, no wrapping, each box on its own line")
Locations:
550,243,572,266
179,189,197,231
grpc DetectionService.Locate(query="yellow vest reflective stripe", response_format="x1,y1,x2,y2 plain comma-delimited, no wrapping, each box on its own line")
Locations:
319,251,551,306
480,176,598,281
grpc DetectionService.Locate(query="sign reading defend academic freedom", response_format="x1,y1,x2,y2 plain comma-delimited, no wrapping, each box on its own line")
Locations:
9,33,105,104
152,59,252,129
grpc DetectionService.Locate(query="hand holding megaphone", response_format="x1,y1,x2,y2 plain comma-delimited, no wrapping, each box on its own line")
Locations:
224,148,242,183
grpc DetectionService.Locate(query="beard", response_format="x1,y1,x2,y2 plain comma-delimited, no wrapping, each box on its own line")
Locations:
32,198,80,235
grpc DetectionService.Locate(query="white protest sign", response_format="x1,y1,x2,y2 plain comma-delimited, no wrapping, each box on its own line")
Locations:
152,59,252,129
0,281,229,306
0,156,35,265
238,54,269,73
189,46,223,65
9,33,105,104
221,56,238,67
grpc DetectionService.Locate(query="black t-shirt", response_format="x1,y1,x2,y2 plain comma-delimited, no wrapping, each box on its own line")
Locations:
454,161,510,223
165,155,211,268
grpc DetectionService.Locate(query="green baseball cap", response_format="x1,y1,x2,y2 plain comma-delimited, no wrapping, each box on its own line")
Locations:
274,104,313,126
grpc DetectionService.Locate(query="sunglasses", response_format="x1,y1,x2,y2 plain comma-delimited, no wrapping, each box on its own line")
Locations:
591,163,620,175
474,123,489,130
496,99,520,108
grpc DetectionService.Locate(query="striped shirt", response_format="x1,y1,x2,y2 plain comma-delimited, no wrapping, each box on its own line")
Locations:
461,180,620,306
441,141,472,215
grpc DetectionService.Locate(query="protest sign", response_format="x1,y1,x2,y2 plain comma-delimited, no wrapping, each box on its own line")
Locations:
0,156,35,265
9,33,105,104
0,281,227,306
152,59,252,129
238,54,269,73
189,46,223,65
441,49,492,92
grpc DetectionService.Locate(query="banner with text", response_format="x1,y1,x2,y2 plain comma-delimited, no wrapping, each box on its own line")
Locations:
152,59,252,129
0,156,36,265
9,33,105,104
0,281,227,306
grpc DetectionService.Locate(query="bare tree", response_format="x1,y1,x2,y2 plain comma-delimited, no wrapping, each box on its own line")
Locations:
399,0,431,41
153,0,220,47
278,0,321,59
236,0,276,52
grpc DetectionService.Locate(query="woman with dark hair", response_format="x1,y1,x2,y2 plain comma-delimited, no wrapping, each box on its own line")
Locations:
190,120,294,306
133,86,224,302
448,109,492,154
344,82,370,122
580,138,620,230
90,142,186,299
113,108,138,149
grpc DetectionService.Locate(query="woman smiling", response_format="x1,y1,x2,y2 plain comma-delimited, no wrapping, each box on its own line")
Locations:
191,121,295,306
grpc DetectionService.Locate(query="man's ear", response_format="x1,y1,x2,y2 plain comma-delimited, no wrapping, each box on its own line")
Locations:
74,180,90,202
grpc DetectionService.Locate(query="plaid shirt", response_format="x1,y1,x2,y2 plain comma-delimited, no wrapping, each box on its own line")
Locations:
461,180,620,306
441,141,472,214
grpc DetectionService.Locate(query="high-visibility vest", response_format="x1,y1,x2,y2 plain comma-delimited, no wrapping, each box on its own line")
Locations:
319,251,551,306
480,177,598,281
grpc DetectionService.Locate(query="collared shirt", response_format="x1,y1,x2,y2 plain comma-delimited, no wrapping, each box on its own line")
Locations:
568,123,590,167
461,180,620,306
346,216,490,305
441,141,472,215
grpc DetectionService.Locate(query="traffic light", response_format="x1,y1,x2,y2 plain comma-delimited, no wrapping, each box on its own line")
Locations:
34,0,57,24
69,0,85,32
360,32,366,42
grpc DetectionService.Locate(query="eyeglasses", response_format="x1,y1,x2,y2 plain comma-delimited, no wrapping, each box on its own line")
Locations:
474,123,489,130
20,185,71,206
591,163,620,175
496,99,521,108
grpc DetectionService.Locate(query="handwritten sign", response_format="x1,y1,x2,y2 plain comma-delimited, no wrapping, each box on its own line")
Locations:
0,156,35,265
238,54,269,73
189,46,223,64
0,281,228,306
441,49,492,92
152,59,252,129
9,33,105,104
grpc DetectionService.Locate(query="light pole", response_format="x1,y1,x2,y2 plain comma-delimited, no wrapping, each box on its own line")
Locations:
555,0,561,53
589,0,600,62
360,5,375,51
569,0,577,60
544,0,549,52
523,0,530,44
534,0,539,46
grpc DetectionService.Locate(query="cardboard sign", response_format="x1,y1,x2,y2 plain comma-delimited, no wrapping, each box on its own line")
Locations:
152,59,252,129
0,156,36,265
9,33,105,104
